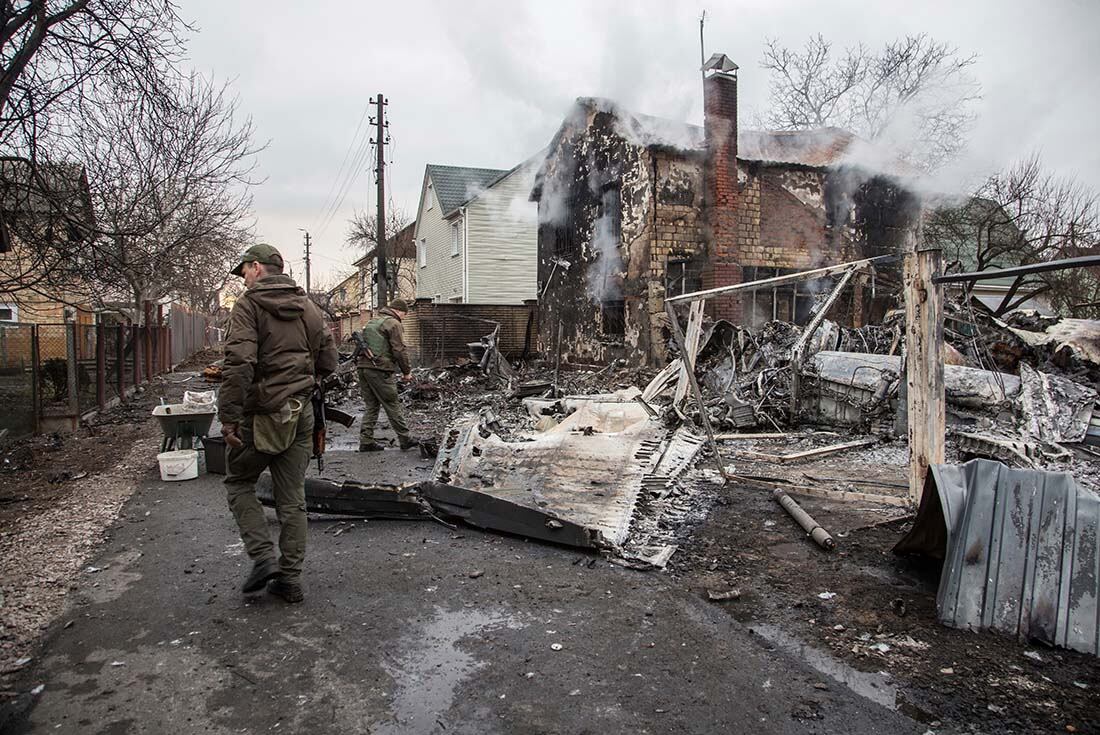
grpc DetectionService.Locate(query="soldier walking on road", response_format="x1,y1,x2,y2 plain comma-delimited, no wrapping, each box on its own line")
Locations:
356,298,419,452
218,244,337,604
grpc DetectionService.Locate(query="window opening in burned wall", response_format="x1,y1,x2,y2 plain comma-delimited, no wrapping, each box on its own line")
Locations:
599,299,625,340
665,258,703,298
743,266,822,328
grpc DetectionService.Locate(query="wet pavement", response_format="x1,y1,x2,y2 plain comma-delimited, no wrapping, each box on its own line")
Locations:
7,427,922,733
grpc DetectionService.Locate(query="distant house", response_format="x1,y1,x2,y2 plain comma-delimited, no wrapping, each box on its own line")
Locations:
413,161,538,304
0,158,97,325
325,270,361,343
356,221,417,314
327,222,418,341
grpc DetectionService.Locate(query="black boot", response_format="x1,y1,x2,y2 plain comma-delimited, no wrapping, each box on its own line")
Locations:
267,576,304,603
241,557,280,593
398,435,421,451
358,441,385,452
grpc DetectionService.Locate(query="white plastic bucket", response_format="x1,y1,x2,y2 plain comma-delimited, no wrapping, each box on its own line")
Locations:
157,449,200,481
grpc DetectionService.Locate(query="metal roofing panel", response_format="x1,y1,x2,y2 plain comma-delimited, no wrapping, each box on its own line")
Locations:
425,164,509,216
895,459,1099,656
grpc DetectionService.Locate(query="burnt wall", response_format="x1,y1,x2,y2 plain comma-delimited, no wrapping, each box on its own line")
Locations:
535,107,657,365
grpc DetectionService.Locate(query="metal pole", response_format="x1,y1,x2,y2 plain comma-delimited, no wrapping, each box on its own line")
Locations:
65,324,78,419
552,320,563,396
96,323,105,410
116,324,125,398
30,325,40,433
374,93,389,310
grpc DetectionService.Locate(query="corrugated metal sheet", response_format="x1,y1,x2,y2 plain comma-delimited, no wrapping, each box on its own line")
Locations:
895,459,1100,656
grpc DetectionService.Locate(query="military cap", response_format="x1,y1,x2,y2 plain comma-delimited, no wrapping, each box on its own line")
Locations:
231,243,284,277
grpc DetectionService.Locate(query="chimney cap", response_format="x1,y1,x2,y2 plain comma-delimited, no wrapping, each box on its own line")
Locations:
702,53,739,75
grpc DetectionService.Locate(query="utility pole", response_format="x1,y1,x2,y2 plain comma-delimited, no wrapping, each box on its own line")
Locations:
371,93,390,311
300,229,312,295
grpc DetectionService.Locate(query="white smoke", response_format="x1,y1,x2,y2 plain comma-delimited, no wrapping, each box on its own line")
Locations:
585,201,624,304
460,156,541,225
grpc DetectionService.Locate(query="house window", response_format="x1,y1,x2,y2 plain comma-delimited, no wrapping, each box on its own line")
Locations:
449,295,462,303
666,259,703,298
426,183,433,210
742,266,820,328
418,238,427,268
600,300,625,341
451,221,460,257
0,304,16,322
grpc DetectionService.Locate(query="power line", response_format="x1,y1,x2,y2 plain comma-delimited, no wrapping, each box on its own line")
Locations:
317,138,375,239
312,103,372,232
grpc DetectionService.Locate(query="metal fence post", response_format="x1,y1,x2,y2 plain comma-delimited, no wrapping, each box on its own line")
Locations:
116,324,125,398
133,324,141,387
30,324,40,433
65,324,79,419
143,302,153,380
96,323,106,410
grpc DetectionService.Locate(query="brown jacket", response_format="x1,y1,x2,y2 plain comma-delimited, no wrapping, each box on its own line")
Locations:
358,307,411,374
218,274,338,424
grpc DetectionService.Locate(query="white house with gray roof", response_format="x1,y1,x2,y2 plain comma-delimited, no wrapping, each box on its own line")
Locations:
412,161,538,304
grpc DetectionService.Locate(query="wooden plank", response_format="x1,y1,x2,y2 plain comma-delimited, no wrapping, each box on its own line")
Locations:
673,300,705,406
664,301,729,483
737,437,879,464
725,471,910,507
714,431,840,440
904,242,945,506
664,255,895,304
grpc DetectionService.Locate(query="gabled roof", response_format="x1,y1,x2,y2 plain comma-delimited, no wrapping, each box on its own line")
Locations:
0,157,96,252
425,164,509,217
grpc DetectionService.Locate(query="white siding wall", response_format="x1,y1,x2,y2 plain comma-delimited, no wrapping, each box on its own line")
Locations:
413,176,465,302
465,166,538,304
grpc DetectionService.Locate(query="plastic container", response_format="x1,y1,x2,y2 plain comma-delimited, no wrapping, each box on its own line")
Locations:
203,436,227,475
157,449,199,481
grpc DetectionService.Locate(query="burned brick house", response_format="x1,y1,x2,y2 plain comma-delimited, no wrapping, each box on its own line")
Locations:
531,55,918,365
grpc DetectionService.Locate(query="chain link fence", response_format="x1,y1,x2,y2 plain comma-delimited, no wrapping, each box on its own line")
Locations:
0,323,36,439
0,309,218,441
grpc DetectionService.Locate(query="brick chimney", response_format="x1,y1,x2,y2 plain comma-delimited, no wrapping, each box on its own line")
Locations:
701,54,741,322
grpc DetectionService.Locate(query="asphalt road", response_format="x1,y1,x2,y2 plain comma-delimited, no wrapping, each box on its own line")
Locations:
8,444,921,734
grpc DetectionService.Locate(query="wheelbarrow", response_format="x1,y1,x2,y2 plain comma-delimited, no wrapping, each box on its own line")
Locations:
153,404,217,452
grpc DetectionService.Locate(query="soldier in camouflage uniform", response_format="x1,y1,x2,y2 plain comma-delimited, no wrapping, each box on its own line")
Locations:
356,298,418,452
218,244,337,603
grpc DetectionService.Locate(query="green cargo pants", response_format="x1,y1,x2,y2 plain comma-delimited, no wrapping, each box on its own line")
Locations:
357,366,410,443
224,403,314,581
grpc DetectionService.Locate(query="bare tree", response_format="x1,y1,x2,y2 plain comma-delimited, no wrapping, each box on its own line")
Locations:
68,74,261,321
927,153,1100,317
345,207,415,307
0,1,200,303
0,1,186,158
760,34,982,171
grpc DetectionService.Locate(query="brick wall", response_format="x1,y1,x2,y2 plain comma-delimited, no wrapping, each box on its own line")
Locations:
753,177,828,270
402,302,537,367
702,71,742,323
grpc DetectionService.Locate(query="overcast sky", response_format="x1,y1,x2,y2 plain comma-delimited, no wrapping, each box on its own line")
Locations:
181,0,1100,285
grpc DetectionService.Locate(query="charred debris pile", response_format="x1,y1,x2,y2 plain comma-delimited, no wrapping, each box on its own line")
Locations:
670,302,1099,473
